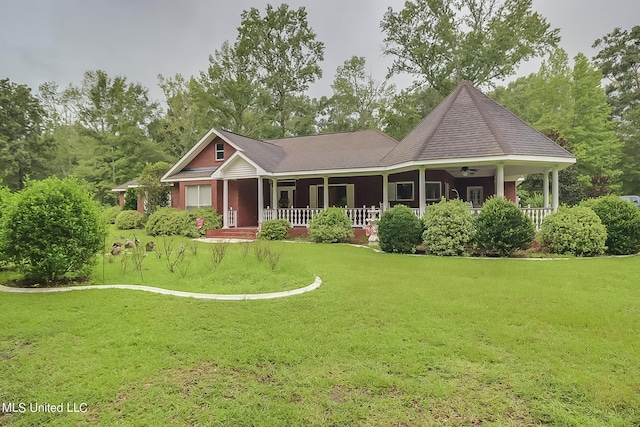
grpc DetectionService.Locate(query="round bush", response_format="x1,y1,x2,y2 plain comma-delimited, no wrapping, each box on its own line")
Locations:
378,205,423,254
115,209,144,230
100,205,122,224
308,207,354,243
145,207,188,236
182,208,223,238
581,196,640,255
422,198,475,256
540,206,607,256
2,177,106,282
259,219,292,240
474,197,535,257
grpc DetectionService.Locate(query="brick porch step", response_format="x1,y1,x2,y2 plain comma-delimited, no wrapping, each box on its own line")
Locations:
206,227,258,239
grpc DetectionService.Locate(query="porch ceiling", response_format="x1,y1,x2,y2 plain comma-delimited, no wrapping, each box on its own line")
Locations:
442,163,567,179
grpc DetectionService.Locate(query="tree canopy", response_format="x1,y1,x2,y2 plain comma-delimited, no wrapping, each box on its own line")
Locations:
381,0,560,95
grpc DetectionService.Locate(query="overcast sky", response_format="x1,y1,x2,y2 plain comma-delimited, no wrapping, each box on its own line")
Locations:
1,0,639,103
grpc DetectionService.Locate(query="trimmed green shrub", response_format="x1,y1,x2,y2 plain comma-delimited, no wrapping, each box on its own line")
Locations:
100,205,122,224
540,206,607,256
474,197,535,257
582,196,640,255
2,177,106,282
183,208,222,238
115,209,145,230
259,219,292,240
378,204,423,254
145,207,188,237
308,207,354,243
422,198,475,256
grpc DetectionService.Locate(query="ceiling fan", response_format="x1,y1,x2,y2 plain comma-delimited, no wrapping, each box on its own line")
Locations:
460,166,478,176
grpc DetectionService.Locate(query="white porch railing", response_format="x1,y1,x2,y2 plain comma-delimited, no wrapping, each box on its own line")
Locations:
227,208,237,228
259,206,552,230
263,206,381,228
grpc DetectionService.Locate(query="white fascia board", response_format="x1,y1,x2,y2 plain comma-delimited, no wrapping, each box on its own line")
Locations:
386,155,576,172
162,128,219,181
162,176,215,183
211,151,267,179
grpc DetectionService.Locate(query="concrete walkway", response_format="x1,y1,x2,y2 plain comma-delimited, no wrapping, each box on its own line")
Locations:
0,276,322,301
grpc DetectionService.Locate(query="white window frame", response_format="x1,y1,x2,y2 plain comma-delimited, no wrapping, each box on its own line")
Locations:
215,142,225,161
426,181,442,202
467,186,483,208
186,184,212,210
389,181,414,202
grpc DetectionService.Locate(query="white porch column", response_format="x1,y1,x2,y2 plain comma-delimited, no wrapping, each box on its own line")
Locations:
418,167,426,216
496,163,505,198
552,168,559,212
543,170,550,208
257,177,264,223
271,178,278,209
323,176,329,209
382,173,389,210
222,179,229,229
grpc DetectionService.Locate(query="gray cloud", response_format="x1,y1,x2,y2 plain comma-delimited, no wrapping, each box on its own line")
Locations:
1,0,638,101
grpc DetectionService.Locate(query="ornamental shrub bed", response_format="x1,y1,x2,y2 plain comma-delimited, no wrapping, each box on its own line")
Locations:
474,197,535,257
422,198,475,256
145,207,189,237
182,208,222,238
540,206,607,256
115,210,144,230
582,195,640,255
259,219,292,240
308,207,354,243
378,204,423,254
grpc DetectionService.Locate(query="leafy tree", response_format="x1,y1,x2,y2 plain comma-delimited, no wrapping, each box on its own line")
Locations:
592,26,640,118
138,161,172,214
2,176,106,283
492,50,623,196
593,26,640,194
198,40,264,137
154,74,210,159
0,78,54,190
382,86,444,140
237,4,324,137
318,56,395,133
381,0,559,95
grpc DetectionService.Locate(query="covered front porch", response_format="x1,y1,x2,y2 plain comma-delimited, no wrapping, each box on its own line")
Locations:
219,161,563,231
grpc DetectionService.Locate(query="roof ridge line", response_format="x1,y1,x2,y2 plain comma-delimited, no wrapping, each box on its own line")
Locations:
467,84,513,155
381,85,462,164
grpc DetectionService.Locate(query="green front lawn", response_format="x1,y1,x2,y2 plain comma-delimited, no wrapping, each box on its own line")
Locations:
1,242,639,426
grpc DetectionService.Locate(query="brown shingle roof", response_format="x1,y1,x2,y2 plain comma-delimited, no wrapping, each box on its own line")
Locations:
382,81,574,165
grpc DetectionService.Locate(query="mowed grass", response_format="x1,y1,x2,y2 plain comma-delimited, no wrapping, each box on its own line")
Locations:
1,242,639,426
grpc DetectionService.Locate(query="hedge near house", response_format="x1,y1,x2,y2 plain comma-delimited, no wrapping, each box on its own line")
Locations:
378,204,423,254
115,210,145,230
474,197,535,256
540,206,607,256
2,177,106,283
0,186,14,264
582,195,640,255
259,219,292,240
308,207,354,243
422,198,475,256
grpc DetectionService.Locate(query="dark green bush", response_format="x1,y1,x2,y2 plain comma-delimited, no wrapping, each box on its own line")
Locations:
100,205,122,224
474,197,535,257
2,177,106,282
115,209,145,230
308,207,354,243
540,206,607,256
259,219,292,240
378,204,423,254
183,208,222,238
582,196,640,255
145,207,188,237
422,198,475,256
123,187,138,211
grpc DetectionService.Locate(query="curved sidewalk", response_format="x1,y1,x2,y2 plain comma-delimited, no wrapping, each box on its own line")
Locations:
0,276,322,301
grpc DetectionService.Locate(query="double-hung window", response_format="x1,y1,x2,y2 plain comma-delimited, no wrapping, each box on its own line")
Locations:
186,185,212,209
